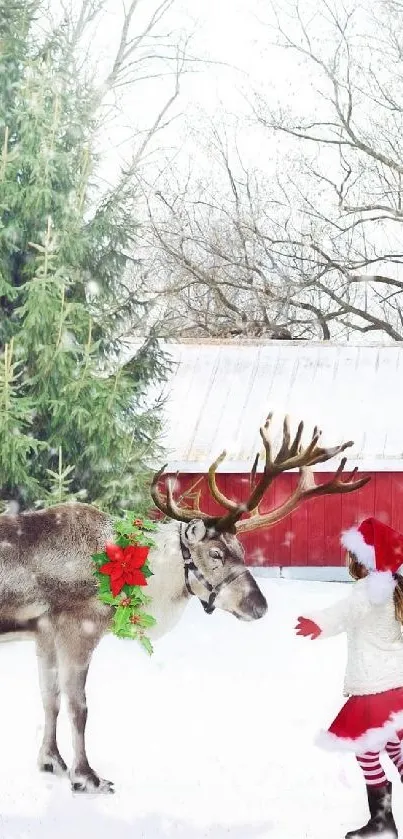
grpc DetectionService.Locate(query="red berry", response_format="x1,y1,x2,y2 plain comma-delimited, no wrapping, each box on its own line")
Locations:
129,614,140,624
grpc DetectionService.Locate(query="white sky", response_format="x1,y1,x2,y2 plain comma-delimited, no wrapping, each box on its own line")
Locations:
54,0,380,192
90,0,364,190
86,0,291,184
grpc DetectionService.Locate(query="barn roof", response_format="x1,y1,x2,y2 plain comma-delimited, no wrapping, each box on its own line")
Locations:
145,340,403,473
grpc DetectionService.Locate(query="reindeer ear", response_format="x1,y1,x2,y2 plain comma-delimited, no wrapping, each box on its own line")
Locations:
184,519,208,544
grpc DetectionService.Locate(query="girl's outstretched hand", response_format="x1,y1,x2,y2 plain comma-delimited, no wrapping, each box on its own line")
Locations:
295,616,321,639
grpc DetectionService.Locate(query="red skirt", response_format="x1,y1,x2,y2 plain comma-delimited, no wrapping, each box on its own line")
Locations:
317,688,403,754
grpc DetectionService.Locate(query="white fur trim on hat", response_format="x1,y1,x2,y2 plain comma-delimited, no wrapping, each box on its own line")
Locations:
340,526,376,570
366,570,396,605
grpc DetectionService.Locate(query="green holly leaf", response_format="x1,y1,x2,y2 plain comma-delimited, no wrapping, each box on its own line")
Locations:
115,535,130,547
98,592,120,605
92,551,108,569
139,635,154,655
138,613,157,628
113,605,131,634
97,575,111,595
92,551,107,563
139,635,153,655
141,519,158,532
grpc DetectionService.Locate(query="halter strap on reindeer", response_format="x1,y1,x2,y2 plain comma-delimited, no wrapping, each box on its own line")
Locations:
151,413,370,612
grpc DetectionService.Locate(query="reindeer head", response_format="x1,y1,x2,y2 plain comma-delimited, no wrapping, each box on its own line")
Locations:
174,517,267,620
151,414,370,621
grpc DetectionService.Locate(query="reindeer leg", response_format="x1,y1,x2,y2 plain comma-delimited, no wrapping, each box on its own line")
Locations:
36,617,67,776
55,608,114,794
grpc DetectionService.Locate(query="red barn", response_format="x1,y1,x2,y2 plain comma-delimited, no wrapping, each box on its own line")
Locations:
149,339,403,581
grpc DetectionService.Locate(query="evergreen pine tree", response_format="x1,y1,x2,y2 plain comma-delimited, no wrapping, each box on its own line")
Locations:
0,0,172,512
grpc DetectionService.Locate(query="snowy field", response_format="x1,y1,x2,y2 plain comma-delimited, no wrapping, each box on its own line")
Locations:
1,578,403,839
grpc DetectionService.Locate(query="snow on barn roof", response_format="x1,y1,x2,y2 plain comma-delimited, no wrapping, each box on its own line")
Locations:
145,340,403,473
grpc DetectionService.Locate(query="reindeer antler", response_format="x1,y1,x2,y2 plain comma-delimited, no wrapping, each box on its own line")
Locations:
207,451,239,511
151,450,243,526
213,413,370,532
236,459,369,533
151,413,370,532
150,465,220,526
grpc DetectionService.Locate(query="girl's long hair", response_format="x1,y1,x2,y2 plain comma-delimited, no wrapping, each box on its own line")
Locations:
347,552,403,624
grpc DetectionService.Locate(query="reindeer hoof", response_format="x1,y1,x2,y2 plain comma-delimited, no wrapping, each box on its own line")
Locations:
38,752,68,776
70,772,114,794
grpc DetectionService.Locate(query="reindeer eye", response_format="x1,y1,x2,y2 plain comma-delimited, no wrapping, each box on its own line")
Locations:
209,548,224,561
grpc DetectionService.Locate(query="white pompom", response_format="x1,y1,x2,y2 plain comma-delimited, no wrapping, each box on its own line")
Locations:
366,570,396,604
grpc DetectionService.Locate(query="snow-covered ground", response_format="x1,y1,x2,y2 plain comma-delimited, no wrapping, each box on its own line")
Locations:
1,579,402,839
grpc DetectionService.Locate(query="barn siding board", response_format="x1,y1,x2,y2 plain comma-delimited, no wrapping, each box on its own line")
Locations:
157,470,403,568
324,493,342,565
272,473,292,566
374,473,393,525
340,488,362,557
392,475,403,532
307,494,326,566
290,493,308,566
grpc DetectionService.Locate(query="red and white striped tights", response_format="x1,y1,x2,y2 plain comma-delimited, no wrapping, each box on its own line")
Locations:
357,738,403,787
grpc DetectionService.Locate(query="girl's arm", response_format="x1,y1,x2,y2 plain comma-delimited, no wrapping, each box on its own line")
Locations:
295,593,351,640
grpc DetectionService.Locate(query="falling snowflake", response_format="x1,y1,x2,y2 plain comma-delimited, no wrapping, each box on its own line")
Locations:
282,531,296,548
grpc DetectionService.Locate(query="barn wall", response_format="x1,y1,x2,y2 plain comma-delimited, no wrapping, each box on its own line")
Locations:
159,472,403,567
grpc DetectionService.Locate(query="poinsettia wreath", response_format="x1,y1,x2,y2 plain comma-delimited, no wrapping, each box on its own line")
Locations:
92,512,157,655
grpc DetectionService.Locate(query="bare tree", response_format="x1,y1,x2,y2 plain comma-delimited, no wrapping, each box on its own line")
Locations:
139,132,349,340
141,0,403,341
43,0,184,134
251,0,403,340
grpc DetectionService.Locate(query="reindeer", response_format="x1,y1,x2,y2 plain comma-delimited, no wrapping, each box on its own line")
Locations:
0,415,369,794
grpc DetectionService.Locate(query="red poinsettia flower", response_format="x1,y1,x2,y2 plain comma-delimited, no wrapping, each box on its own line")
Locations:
99,543,149,596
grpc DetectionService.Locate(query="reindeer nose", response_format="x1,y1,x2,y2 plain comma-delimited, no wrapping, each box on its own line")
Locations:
241,590,268,620
252,597,268,619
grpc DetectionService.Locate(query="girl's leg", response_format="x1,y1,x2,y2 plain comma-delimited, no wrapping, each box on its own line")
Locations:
385,737,403,776
356,751,388,787
345,752,397,838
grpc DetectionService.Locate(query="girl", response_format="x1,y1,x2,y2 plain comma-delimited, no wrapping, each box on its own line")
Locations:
295,517,403,838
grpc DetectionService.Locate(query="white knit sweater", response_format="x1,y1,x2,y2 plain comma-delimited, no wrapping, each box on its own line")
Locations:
307,578,403,696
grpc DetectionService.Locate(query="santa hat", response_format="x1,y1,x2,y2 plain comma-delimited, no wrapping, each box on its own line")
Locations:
341,518,403,604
